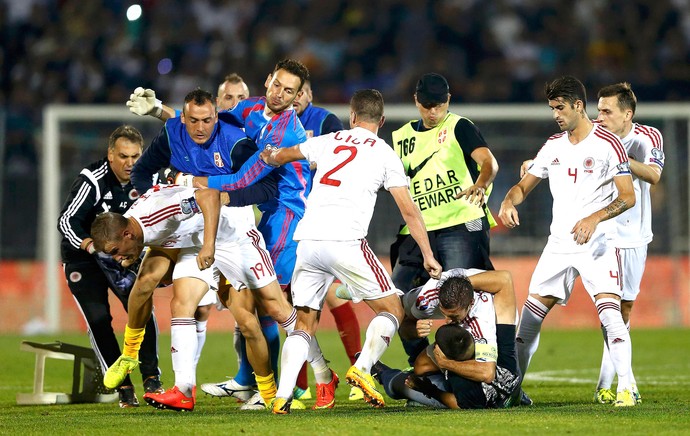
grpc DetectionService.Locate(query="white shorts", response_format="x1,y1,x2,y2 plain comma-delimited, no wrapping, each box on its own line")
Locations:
619,245,647,301
291,239,402,310
198,289,217,306
214,228,277,291
529,240,623,305
172,247,216,291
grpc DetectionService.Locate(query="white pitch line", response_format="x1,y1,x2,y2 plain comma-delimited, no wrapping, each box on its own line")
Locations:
526,368,690,385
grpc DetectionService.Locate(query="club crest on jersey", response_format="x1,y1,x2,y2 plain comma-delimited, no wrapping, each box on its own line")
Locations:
416,295,429,311
181,197,200,215
583,157,595,173
129,189,140,200
69,271,82,283
437,127,447,144
214,152,225,168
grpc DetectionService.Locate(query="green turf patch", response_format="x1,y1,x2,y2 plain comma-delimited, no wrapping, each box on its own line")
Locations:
2,328,689,435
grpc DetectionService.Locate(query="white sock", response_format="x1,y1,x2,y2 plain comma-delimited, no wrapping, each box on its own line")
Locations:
276,330,310,399
279,308,297,334
303,332,330,383
233,322,242,368
355,312,398,374
277,308,330,384
516,296,550,376
625,320,637,388
596,299,632,392
598,319,636,391
171,318,197,396
597,324,615,390
194,320,208,368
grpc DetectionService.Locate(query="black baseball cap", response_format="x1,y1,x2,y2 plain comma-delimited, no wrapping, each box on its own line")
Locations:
415,73,450,106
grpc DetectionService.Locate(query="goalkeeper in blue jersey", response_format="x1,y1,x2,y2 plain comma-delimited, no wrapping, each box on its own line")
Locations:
129,59,337,411
195,60,339,411
122,86,327,411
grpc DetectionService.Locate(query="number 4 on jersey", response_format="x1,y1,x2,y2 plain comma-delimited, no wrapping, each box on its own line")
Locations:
568,167,578,183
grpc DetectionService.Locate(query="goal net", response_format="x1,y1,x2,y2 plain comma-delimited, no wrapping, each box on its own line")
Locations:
40,103,690,331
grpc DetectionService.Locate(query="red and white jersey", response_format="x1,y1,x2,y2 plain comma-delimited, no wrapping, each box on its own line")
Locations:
293,127,408,241
401,267,497,358
124,185,255,248
528,124,631,253
615,123,664,248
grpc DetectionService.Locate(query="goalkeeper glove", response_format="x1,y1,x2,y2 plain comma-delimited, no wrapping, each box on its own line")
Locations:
163,167,194,187
126,87,163,118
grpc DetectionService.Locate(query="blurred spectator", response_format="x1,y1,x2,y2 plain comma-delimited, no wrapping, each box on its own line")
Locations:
1,0,689,258
2,0,688,110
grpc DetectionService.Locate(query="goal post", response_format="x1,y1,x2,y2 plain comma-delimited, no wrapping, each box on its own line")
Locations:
41,103,690,332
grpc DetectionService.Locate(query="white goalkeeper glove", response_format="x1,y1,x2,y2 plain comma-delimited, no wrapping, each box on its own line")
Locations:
126,87,163,118
163,168,194,187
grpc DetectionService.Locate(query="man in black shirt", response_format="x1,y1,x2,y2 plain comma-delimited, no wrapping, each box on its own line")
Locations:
57,125,163,408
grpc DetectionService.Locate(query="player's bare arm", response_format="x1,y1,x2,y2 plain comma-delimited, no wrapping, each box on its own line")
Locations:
412,349,441,375
190,175,208,188
80,237,95,254
499,173,541,228
455,147,498,205
628,159,662,185
399,315,425,340
519,159,535,178
468,270,516,325
604,198,629,218
415,319,434,339
160,104,175,121
390,186,442,279
194,188,221,270
432,345,496,383
571,175,635,244
405,374,460,409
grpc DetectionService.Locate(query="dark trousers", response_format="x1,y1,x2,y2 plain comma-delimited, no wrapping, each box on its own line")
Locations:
64,259,160,388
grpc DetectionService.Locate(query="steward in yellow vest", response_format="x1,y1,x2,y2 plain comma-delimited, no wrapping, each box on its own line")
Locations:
391,73,500,365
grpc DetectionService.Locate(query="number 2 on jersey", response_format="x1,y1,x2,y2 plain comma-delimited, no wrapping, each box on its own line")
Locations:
320,145,358,187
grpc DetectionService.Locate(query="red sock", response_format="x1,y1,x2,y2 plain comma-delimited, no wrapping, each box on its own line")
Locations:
296,362,308,390
331,302,361,364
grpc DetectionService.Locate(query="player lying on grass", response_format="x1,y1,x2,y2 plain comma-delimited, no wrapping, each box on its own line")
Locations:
373,273,521,408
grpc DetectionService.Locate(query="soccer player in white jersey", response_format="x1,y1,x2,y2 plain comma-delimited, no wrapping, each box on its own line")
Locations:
592,82,664,404
91,185,302,411
401,268,518,381
377,270,521,409
259,89,442,413
498,76,638,407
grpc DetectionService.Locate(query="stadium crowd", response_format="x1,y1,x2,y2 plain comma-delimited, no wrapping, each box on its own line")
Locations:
2,0,688,257
3,0,690,110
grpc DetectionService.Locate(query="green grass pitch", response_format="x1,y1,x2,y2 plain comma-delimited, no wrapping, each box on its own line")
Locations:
1,328,689,435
